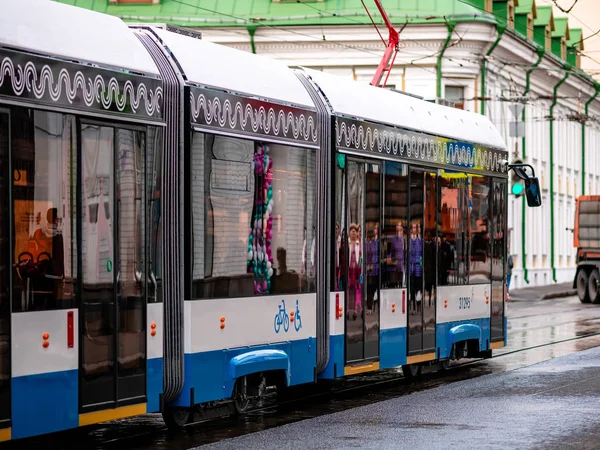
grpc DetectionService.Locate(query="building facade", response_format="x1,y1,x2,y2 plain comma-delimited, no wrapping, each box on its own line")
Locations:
64,0,600,288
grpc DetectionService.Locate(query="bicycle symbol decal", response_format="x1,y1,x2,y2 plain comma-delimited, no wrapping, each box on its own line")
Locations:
274,299,303,333
274,300,290,333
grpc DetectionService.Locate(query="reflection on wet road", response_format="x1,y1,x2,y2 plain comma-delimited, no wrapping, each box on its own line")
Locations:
10,295,600,450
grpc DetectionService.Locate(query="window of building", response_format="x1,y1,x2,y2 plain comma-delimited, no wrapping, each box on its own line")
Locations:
12,109,77,311
190,131,317,299
382,162,408,289
445,85,465,110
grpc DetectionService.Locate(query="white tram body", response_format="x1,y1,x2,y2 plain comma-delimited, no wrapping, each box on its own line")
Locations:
0,0,510,441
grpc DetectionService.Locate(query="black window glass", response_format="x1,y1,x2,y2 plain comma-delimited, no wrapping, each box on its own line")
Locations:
12,109,77,311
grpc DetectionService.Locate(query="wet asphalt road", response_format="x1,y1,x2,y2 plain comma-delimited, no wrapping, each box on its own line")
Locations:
11,294,600,449
201,345,600,450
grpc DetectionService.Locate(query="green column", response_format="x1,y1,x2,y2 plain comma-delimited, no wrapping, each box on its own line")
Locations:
480,24,505,115
436,21,455,98
582,83,600,195
247,26,257,54
519,47,545,284
549,67,570,283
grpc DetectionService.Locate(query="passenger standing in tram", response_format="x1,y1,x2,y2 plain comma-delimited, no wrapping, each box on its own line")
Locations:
366,223,379,315
338,227,346,291
424,230,436,307
30,208,64,309
348,223,362,319
439,235,452,285
387,221,405,288
507,254,514,298
409,221,423,314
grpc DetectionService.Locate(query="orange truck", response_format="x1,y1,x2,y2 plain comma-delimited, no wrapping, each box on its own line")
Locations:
573,196,600,303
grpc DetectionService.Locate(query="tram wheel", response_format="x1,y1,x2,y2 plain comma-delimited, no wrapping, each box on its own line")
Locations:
589,269,600,304
233,377,251,414
577,269,591,303
162,407,191,429
402,364,421,379
440,359,451,370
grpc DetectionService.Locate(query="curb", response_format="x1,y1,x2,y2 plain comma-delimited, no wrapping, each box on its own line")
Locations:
541,290,576,300
507,290,576,302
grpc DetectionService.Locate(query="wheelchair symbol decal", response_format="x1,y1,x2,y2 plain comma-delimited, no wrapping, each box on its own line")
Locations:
274,299,302,333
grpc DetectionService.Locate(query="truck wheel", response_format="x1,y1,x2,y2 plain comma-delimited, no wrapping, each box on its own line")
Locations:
589,269,600,304
577,269,590,303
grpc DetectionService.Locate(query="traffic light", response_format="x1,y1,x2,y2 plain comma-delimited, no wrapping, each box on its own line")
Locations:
511,182,524,196
511,159,524,197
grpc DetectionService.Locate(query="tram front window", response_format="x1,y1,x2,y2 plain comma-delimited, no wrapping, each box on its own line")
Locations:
11,109,77,312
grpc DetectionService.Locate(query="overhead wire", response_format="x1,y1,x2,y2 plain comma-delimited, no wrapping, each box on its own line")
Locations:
169,0,473,89
167,0,599,115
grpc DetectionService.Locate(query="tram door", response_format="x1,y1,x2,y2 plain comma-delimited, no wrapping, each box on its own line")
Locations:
0,112,10,428
80,126,147,412
490,179,506,344
407,170,437,355
345,159,381,364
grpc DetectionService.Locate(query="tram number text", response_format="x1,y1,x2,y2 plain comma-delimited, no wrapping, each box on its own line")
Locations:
458,297,472,309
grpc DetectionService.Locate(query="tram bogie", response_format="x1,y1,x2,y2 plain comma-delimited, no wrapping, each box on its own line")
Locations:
0,0,524,441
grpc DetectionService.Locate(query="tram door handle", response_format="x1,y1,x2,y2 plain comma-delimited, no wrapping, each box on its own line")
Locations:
149,271,158,300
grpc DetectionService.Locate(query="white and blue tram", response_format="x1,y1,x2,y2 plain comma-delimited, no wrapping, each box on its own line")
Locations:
0,0,527,441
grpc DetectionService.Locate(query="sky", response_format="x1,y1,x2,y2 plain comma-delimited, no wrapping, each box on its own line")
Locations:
541,0,600,79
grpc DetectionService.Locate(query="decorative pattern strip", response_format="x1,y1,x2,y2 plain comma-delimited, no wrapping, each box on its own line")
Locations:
190,87,318,147
0,48,163,121
336,118,508,174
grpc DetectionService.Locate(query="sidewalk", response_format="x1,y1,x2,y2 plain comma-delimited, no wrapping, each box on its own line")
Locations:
509,281,576,302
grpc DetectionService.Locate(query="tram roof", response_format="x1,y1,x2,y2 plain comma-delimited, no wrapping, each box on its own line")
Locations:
148,27,316,109
302,68,507,150
0,0,159,76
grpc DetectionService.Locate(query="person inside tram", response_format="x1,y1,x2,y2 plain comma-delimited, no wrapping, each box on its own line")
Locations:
386,221,405,288
439,234,453,286
24,207,64,310
409,221,423,314
348,222,362,320
366,222,379,315
424,229,436,307
271,246,298,295
337,226,346,291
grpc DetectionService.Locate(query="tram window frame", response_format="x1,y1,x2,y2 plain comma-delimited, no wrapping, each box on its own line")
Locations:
11,108,79,312
468,175,492,284
188,130,317,300
437,173,471,286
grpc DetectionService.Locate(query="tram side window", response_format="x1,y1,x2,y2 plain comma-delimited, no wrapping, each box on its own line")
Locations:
438,174,470,286
469,176,491,283
12,109,77,312
190,131,317,299
382,162,408,289
491,181,506,281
